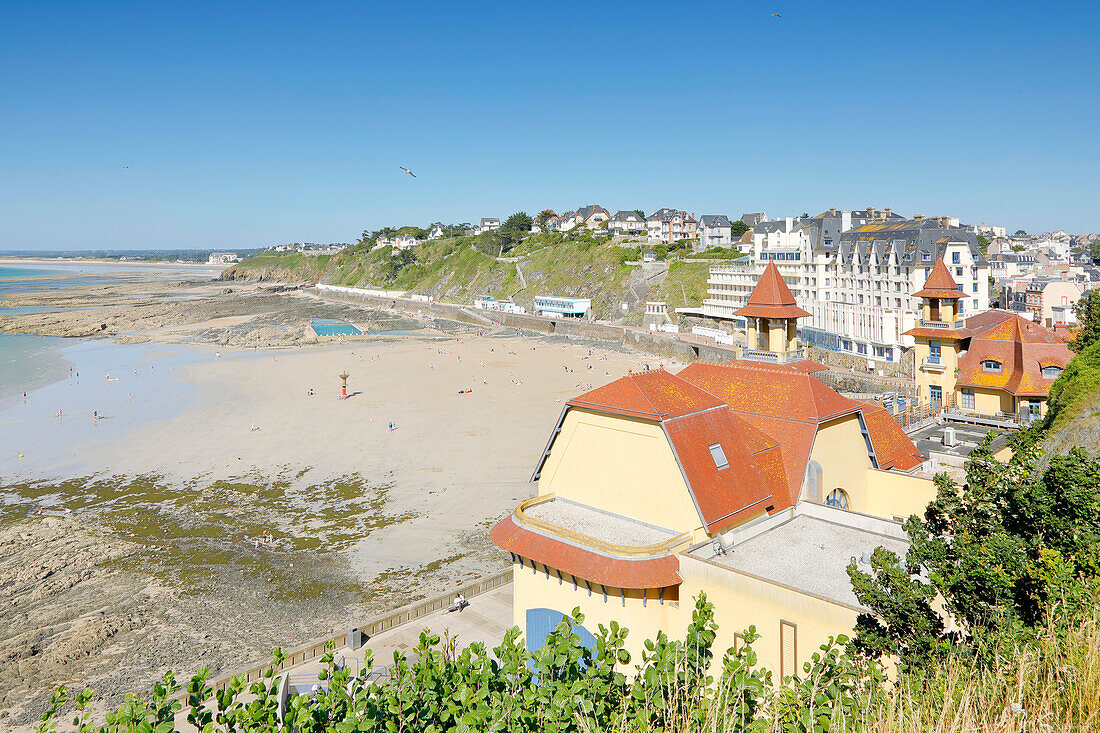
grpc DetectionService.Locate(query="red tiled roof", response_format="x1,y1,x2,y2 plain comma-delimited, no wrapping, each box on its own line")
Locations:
677,361,859,423
663,407,784,533
956,314,1073,397
960,309,1016,332
913,260,963,299
736,413,817,507
854,402,924,471
567,369,725,420
721,358,828,374
490,515,681,589
734,261,812,319
507,362,928,581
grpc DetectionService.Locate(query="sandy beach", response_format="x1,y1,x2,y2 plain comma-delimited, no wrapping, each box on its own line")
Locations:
0,270,678,725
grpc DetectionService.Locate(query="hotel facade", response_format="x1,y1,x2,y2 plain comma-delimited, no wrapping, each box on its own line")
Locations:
703,210,992,362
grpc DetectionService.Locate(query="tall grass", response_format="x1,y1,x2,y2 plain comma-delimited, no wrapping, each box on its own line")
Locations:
579,612,1100,733
864,614,1100,733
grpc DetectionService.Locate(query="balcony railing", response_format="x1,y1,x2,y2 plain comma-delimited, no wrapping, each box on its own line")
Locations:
919,320,951,329
921,357,946,371
741,348,780,363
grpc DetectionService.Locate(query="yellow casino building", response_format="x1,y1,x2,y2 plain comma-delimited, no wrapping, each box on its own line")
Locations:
493,264,938,678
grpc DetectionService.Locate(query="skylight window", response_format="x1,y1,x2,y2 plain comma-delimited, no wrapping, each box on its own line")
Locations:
709,443,730,470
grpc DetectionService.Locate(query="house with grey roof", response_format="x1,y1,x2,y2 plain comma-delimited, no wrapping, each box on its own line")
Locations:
699,215,733,249
647,208,698,244
608,210,646,235
573,204,611,230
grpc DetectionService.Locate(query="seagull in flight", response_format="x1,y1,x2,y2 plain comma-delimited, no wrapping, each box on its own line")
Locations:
771,13,782,17
399,166,416,178
123,165,131,168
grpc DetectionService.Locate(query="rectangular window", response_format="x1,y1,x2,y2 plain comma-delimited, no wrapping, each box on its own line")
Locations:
983,360,1002,372
961,388,975,409
709,443,729,470
956,267,964,277
929,340,941,363
930,385,942,409
952,252,960,263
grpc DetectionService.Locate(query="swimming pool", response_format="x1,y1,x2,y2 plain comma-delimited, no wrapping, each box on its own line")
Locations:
311,319,362,336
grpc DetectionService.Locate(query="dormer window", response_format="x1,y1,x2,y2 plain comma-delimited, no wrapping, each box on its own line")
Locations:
982,359,1002,373
1042,365,1063,379
709,443,729,470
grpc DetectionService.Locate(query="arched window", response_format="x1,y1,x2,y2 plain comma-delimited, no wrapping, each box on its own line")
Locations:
802,460,823,502
982,359,1002,373
826,488,850,511
1041,365,1063,379
525,608,597,653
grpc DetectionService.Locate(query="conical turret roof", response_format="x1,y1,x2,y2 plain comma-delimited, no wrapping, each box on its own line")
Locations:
734,261,812,319
914,260,963,299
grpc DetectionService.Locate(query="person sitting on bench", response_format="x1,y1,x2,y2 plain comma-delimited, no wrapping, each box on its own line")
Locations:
448,592,468,612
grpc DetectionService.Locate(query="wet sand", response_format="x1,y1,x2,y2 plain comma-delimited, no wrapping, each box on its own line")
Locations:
0,274,677,725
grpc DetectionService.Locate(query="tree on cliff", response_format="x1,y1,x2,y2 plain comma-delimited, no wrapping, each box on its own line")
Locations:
848,429,1100,671
1070,290,1100,353
499,212,533,253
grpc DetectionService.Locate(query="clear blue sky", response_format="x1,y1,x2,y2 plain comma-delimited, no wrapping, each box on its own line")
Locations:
2,1,1098,250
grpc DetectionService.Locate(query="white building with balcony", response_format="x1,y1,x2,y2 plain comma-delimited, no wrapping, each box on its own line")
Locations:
704,209,992,362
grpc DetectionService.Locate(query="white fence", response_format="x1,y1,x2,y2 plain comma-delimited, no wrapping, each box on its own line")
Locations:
650,323,680,334
691,326,734,345
316,284,408,299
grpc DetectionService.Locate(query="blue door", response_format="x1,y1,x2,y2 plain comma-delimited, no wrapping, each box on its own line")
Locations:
525,608,597,653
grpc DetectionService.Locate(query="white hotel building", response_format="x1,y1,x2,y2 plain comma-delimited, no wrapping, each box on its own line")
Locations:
703,208,991,362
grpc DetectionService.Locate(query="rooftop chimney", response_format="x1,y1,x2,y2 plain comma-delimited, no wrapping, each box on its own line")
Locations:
914,214,924,220
867,206,876,218
884,207,892,217
830,207,837,216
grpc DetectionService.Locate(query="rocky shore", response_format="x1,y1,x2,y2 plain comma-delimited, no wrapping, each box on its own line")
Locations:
0,279,427,348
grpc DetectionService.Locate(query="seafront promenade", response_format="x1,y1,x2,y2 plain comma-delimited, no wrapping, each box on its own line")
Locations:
193,570,513,697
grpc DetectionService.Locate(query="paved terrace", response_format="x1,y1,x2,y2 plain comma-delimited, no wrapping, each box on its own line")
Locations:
908,420,1011,461
282,583,514,689
693,514,908,609
524,497,680,546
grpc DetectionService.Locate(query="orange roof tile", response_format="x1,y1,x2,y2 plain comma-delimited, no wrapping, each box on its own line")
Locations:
913,260,963,299
734,261,812,319
677,361,859,423
490,515,681,589
567,369,725,420
664,407,784,533
956,314,1073,397
855,402,924,471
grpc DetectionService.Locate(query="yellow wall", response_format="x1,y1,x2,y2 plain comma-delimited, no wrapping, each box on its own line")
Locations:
912,337,960,408
864,470,936,520
537,408,703,534
677,555,859,681
511,559,677,666
968,387,1015,414
807,415,873,514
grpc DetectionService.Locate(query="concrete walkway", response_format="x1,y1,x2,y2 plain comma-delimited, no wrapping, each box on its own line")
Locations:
174,585,513,726
283,584,513,689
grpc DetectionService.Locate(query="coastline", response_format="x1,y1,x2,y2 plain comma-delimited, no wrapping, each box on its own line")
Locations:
0,271,674,724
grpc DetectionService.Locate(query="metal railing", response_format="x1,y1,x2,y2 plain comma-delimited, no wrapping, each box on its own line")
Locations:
741,348,779,363
921,357,945,370
183,568,514,698
918,320,951,329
